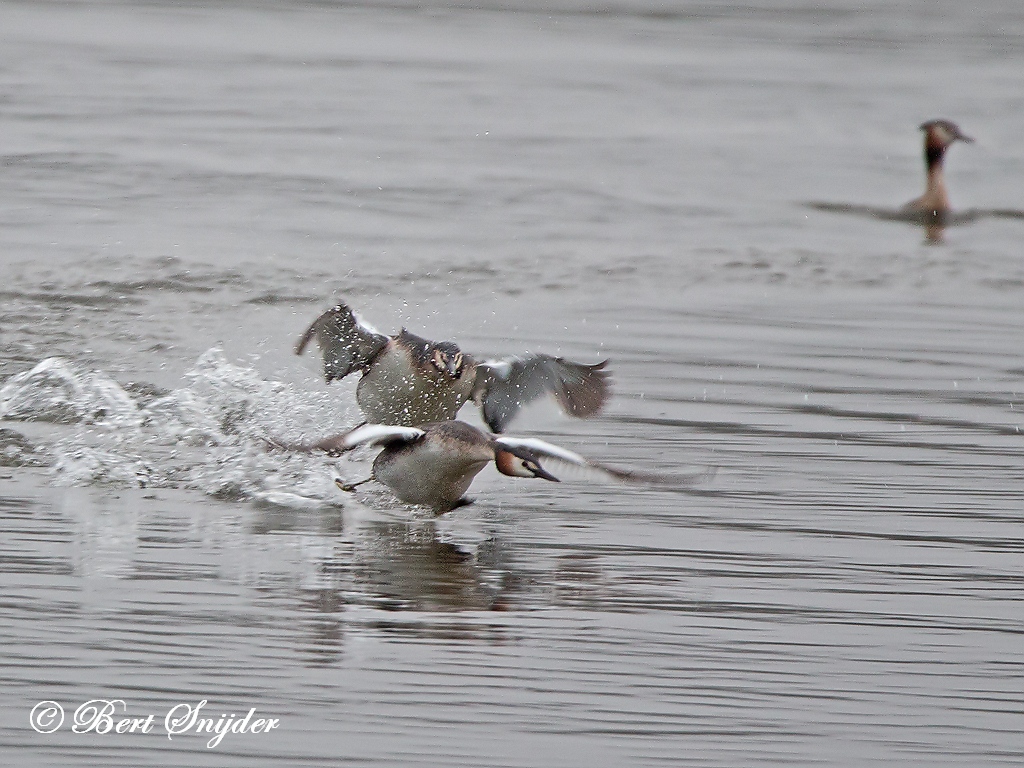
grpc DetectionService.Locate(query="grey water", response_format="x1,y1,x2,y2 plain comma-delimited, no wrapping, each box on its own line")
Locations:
3,1,1024,765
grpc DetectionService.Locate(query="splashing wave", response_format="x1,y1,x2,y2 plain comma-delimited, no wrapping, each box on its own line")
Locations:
0,349,360,507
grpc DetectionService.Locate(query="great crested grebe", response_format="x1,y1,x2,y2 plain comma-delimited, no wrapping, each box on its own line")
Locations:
901,119,974,223
279,420,645,513
297,302,610,433
806,119,980,240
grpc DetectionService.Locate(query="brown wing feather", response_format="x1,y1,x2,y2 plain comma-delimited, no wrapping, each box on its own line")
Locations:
295,303,389,383
473,356,611,433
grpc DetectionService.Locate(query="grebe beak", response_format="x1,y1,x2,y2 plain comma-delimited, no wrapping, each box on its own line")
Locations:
527,462,560,482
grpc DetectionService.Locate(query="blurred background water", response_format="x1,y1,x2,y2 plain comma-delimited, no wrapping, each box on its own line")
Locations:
2,1,1023,765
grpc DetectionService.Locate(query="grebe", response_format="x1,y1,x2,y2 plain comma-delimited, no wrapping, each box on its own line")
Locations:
297,302,610,433
901,119,973,223
287,420,643,512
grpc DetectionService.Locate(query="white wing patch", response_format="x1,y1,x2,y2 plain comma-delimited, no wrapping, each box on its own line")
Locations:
493,435,692,486
493,436,590,467
478,359,515,379
353,311,385,338
341,424,425,449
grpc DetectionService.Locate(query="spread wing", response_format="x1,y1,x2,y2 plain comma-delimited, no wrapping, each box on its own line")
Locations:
472,356,610,433
493,436,640,483
267,424,426,457
295,303,389,383
493,436,711,487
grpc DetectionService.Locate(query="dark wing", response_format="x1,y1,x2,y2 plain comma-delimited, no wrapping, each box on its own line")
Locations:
295,303,389,383
472,356,610,433
266,424,426,457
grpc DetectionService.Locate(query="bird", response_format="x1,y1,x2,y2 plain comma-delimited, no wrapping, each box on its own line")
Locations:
901,119,973,223
277,420,646,513
295,302,610,433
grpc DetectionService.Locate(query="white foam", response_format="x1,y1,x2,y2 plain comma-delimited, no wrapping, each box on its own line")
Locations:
0,357,141,426
11,348,363,503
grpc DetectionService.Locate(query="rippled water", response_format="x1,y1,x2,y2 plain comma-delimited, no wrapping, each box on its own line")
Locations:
3,1,1024,766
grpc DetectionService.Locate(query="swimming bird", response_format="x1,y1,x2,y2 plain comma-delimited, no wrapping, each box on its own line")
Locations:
284,420,642,513
296,302,610,433
901,119,973,223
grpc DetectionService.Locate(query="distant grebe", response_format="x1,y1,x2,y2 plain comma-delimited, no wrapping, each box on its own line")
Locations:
901,119,973,223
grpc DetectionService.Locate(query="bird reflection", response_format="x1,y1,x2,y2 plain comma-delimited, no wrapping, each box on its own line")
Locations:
251,517,522,664
54,484,662,667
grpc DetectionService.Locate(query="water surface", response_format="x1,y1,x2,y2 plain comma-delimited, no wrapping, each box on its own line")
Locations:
2,1,1024,765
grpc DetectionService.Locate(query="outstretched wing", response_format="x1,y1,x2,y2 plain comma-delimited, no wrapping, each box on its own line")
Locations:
493,436,710,486
493,436,636,483
295,303,389,383
268,424,426,457
473,356,610,433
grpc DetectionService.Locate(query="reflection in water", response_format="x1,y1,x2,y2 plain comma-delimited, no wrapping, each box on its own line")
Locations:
805,201,979,243
53,486,531,659
807,201,1024,244
345,520,496,613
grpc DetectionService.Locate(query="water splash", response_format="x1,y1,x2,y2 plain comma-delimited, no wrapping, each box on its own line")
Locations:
0,428,51,467
0,357,141,426
1,350,358,506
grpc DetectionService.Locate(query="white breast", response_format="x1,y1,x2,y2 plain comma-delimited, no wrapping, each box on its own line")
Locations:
373,440,489,508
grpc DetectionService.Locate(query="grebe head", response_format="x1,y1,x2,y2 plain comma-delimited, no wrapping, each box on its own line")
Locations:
920,119,973,149
494,445,560,482
429,341,465,379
